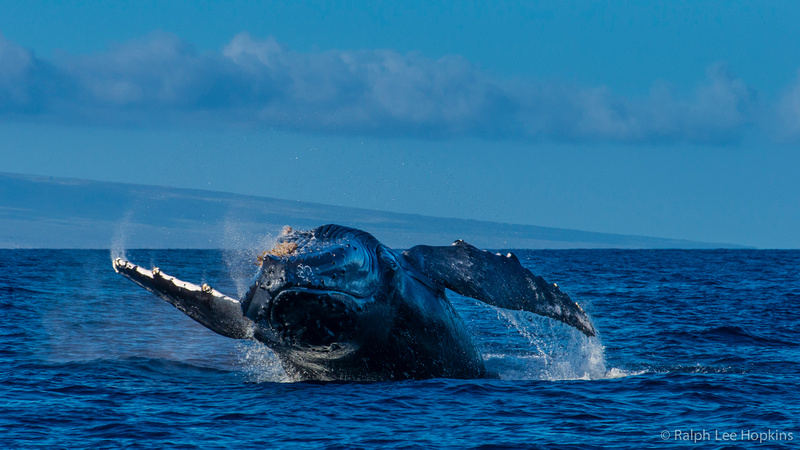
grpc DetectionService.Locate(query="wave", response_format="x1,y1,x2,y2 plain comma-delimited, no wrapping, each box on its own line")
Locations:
703,326,799,347
33,356,237,376
664,326,799,348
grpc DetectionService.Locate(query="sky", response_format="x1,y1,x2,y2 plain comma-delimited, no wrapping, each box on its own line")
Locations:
1,0,799,248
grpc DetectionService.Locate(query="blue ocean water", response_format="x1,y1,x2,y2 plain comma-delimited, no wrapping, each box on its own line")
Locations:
1,249,798,449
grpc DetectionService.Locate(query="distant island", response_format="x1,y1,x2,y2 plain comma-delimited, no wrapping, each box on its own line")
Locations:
0,172,741,249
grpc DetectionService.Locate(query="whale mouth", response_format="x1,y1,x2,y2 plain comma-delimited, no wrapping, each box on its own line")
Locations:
269,288,360,351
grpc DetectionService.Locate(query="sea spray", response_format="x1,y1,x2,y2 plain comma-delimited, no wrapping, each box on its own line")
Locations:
498,308,603,380
236,341,291,383
488,308,640,380
221,218,278,298
221,219,292,381
449,291,636,381
110,208,135,262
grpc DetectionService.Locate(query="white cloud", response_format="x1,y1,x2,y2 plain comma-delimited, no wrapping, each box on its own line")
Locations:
775,70,800,142
681,64,755,143
0,32,772,144
0,33,36,108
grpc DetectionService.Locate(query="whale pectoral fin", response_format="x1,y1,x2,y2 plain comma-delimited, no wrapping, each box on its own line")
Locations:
113,258,255,339
402,242,596,337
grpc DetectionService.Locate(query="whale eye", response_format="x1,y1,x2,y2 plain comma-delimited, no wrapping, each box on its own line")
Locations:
377,245,398,271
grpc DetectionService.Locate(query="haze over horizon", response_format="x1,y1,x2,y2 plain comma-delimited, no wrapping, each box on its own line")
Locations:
2,172,747,250
2,1,799,248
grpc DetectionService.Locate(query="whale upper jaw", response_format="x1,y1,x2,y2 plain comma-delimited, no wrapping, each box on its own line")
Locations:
113,258,256,340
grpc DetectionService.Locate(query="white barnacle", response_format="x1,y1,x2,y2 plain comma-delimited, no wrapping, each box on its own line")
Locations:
297,264,314,281
201,283,213,294
153,267,161,276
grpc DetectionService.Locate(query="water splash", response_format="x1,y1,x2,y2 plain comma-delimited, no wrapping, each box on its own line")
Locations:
220,219,294,382
236,341,290,383
452,294,640,381
221,218,277,298
488,308,640,380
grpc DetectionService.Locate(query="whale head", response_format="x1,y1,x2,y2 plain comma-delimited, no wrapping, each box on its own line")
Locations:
242,225,398,360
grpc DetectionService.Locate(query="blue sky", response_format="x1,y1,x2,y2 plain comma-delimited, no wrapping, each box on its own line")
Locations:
1,1,799,248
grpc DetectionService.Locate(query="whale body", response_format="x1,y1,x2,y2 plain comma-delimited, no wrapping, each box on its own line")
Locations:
113,224,596,381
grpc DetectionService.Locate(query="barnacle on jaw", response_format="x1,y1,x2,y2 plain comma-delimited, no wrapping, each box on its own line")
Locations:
256,251,267,266
254,242,300,265
255,227,301,265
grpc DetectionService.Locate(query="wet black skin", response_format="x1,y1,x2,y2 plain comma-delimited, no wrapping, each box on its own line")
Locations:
114,224,596,381
241,225,485,380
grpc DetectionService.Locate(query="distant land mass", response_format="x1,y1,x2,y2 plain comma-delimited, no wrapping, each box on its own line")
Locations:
0,172,741,249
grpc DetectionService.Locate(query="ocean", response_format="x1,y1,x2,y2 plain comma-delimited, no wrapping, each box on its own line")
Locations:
1,248,798,448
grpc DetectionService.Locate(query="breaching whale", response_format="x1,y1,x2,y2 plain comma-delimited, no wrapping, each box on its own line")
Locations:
113,224,596,381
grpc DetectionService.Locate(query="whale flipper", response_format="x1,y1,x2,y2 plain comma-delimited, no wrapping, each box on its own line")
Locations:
402,241,596,337
113,258,255,339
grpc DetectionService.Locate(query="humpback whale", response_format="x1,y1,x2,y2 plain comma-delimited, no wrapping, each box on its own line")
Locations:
113,224,596,381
